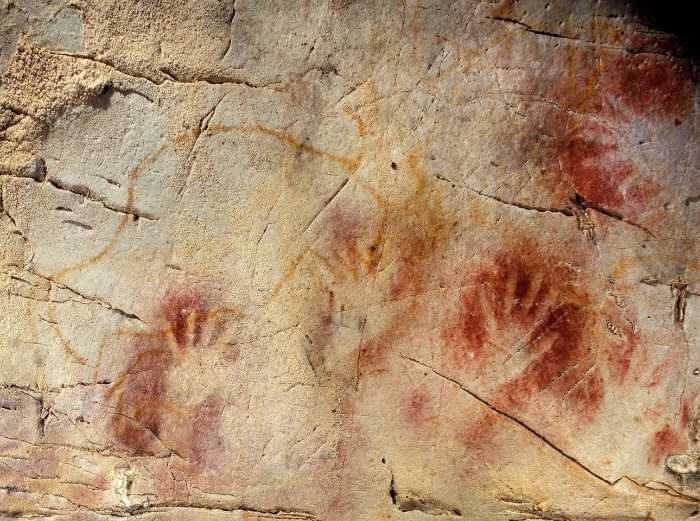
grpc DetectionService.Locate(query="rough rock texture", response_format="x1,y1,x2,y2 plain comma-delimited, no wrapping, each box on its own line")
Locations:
1,1,700,520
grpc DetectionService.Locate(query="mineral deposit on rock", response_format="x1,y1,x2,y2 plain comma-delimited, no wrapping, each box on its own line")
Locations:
1,1,700,520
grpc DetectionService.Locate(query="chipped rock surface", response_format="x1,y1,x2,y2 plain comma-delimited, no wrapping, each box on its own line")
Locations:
1,1,700,520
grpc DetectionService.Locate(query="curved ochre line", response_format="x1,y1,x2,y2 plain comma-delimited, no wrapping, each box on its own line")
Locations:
101,305,243,396
46,143,169,367
48,108,362,368
205,123,363,175
267,148,440,301
52,143,168,282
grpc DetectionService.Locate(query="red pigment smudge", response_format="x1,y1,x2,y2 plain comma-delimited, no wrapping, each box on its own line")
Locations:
388,154,453,300
317,203,384,284
681,399,692,430
559,120,637,210
458,410,501,456
496,299,592,409
442,240,638,424
600,52,693,121
105,288,232,469
648,424,684,465
162,290,208,347
503,40,688,219
601,309,639,385
400,385,434,427
566,368,605,422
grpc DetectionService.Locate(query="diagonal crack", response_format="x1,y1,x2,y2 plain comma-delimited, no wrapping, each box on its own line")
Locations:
465,186,575,218
0,189,35,262
429,171,576,218
404,355,700,506
179,91,232,198
487,15,691,60
301,176,350,236
50,278,144,322
401,354,616,487
488,15,581,42
571,192,655,238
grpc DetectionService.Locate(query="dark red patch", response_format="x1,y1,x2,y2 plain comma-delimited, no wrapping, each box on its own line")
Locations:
441,288,488,366
558,120,636,211
442,240,638,424
499,36,690,220
162,290,208,347
106,347,173,454
648,424,684,465
599,52,693,121
321,290,335,332
497,301,592,409
105,288,233,468
681,399,692,430
443,244,590,382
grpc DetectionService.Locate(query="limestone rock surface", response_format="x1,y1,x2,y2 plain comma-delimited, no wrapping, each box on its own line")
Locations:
1,1,700,520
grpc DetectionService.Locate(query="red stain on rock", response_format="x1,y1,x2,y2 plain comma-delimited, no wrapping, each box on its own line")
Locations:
163,291,207,347
495,299,592,410
558,120,637,210
443,242,590,377
601,306,639,385
646,356,672,389
458,410,501,455
548,53,692,218
319,203,385,283
441,288,488,366
388,153,454,300
105,288,237,470
497,32,692,221
599,52,693,121
400,385,434,427
315,153,456,377
107,346,172,454
566,369,605,422
442,239,638,423
681,399,692,430
648,424,685,465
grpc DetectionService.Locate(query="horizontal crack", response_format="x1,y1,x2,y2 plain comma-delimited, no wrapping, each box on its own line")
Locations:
45,177,157,221
640,277,698,296
467,187,575,217
118,502,319,519
47,49,276,89
3,266,144,322
431,172,576,217
487,15,691,60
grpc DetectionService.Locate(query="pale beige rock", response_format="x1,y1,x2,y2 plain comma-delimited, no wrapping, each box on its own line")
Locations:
1,1,700,520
